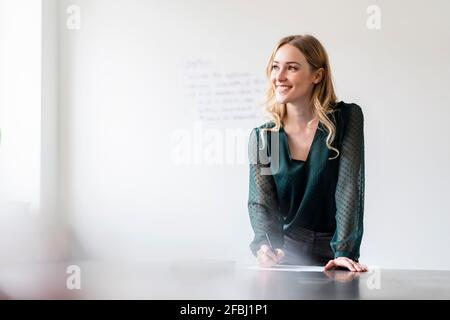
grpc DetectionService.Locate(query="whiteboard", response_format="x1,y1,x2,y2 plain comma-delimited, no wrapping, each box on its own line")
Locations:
56,0,450,269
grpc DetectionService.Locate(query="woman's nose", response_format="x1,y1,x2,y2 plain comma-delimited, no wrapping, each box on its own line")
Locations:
275,68,287,81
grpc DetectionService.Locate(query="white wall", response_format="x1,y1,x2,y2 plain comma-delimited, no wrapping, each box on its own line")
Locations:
0,0,51,264
41,0,60,221
55,0,450,269
0,0,41,213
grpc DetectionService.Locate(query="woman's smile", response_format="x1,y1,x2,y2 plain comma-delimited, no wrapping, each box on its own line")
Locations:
276,85,293,93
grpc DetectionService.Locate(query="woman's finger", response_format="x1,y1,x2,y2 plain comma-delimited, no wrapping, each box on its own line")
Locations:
324,259,336,270
356,263,368,272
354,262,364,272
274,249,285,262
260,245,278,261
352,262,363,272
257,248,278,267
346,259,361,272
341,259,356,272
348,260,369,272
335,257,362,272
348,260,367,272
324,258,368,272
257,253,277,268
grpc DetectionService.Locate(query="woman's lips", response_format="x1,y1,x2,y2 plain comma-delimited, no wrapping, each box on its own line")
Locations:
277,85,292,92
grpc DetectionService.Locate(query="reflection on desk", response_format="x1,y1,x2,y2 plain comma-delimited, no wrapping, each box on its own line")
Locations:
0,260,449,299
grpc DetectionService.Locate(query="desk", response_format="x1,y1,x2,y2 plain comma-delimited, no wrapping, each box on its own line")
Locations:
0,260,449,299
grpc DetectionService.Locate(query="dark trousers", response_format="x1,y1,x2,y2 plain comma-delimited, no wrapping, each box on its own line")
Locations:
281,226,334,266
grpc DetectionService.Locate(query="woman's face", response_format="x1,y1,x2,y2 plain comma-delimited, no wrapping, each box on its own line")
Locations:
270,44,321,105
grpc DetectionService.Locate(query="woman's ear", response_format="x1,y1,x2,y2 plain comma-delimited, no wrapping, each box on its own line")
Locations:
313,68,325,84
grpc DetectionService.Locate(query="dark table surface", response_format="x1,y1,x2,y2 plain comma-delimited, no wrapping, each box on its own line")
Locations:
0,260,449,299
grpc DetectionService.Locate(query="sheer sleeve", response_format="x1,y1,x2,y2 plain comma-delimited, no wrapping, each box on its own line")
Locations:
331,104,365,261
247,127,284,256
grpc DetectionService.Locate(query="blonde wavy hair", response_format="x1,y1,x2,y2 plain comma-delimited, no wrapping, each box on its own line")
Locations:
262,34,340,160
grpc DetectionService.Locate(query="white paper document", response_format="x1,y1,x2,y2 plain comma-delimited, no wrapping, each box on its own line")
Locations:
241,264,324,272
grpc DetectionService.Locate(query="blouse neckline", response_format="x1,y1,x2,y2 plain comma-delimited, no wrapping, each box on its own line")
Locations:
280,122,323,163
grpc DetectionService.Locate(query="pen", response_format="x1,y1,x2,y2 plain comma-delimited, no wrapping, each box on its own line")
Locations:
265,232,275,252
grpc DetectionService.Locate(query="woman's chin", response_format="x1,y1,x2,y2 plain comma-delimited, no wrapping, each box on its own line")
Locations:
275,95,289,104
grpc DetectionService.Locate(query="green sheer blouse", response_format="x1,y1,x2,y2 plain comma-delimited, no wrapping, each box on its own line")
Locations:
247,101,365,260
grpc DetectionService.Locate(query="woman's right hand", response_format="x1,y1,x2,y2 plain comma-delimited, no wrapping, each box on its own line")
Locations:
256,244,285,268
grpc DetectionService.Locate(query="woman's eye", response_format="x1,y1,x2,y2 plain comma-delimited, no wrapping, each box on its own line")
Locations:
271,65,298,71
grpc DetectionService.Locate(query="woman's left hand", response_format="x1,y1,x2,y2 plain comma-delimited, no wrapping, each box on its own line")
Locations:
323,257,368,272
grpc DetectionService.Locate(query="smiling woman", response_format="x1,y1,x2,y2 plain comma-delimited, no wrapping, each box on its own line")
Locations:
247,34,367,272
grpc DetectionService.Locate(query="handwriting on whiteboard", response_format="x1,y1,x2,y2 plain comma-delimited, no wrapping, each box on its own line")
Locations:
184,59,266,122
